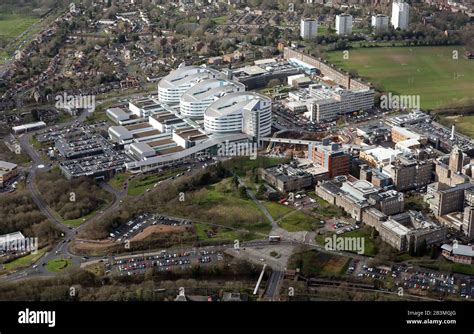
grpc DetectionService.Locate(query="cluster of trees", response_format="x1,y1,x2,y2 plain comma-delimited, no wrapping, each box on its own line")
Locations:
36,168,112,221
0,189,61,245
81,157,281,240
0,257,260,301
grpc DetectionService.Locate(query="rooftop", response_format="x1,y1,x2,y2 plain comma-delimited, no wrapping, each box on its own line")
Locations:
205,92,270,119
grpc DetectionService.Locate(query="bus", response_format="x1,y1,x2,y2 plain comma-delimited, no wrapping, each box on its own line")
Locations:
268,236,281,242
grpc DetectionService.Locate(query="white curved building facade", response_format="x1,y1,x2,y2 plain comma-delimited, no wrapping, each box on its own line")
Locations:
180,79,245,119
204,92,272,138
158,65,221,104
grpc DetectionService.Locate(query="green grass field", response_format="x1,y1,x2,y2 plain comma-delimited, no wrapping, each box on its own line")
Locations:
315,226,378,257
160,177,272,235
2,248,47,271
263,201,316,232
325,46,474,110
0,14,38,40
45,258,72,272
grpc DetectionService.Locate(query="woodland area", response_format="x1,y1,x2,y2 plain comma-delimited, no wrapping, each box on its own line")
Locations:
36,168,112,221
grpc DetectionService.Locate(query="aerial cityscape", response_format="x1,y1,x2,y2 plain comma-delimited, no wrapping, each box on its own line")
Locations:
0,0,473,329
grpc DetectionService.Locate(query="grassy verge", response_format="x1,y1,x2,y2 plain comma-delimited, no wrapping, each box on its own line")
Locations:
128,168,187,196
417,259,474,276
108,173,129,190
2,248,47,271
45,258,72,272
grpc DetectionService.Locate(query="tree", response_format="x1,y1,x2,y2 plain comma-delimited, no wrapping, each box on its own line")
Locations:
238,185,248,199
267,78,280,88
430,245,437,259
257,184,265,198
232,175,239,188
417,239,427,257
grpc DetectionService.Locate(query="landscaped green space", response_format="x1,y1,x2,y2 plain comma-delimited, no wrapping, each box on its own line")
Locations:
2,248,47,271
404,194,430,213
278,211,315,232
226,156,289,177
108,173,130,190
288,249,351,277
45,258,72,272
308,193,346,220
315,226,378,257
263,201,316,232
127,168,187,196
324,46,474,110
263,201,293,220
163,177,271,234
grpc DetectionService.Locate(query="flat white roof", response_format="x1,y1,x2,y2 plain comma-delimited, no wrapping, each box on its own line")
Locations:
382,220,411,236
158,65,220,90
0,160,18,170
12,121,46,132
254,58,276,65
0,231,25,244
365,146,402,162
205,92,270,119
180,79,243,104
109,126,133,139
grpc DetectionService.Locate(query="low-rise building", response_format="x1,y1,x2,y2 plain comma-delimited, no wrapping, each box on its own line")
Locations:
441,243,474,264
0,161,18,187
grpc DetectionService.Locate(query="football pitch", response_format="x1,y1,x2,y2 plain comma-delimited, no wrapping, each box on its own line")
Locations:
325,46,474,110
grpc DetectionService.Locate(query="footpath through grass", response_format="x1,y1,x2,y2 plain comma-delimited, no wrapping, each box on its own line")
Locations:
264,201,315,232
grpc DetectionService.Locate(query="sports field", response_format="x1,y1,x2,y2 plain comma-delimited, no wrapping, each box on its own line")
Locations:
0,13,39,64
325,46,474,110
0,14,38,41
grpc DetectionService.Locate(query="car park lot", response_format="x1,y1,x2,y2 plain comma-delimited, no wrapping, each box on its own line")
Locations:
111,247,223,276
349,263,472,299
109,213,192,242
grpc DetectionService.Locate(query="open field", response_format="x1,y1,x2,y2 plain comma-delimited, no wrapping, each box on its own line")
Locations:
288,250,351,277
325,46,474,110
315,226,378,257
166,177,272,234
0,14,39,43
263,201,316,232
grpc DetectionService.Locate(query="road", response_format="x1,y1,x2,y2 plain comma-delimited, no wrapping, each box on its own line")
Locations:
264,270,284,301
